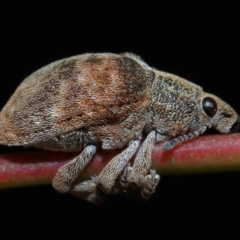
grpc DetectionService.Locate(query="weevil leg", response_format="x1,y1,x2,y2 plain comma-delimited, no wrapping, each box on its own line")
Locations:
72,174,128,205
105,163,134,198
70,139,141,204
95,138,141,195
119,163,133,192
69,139,141,204
126,130,161,200
161,125,209,150
118,163,142,199
52,145,97,193
71,176,107,205
127,130,156,188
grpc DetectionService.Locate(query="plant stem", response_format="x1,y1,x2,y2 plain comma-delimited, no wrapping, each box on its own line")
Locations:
1,133,240,189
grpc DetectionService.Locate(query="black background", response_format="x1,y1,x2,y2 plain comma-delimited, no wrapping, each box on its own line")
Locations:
1,1,240,239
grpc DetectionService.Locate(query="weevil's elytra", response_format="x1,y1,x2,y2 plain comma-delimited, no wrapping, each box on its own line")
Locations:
0,52,239,204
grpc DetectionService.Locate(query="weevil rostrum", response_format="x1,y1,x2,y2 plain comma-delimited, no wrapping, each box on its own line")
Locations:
0,52,239,204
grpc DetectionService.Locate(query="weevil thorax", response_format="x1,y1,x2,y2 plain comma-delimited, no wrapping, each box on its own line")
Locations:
147,70,240,139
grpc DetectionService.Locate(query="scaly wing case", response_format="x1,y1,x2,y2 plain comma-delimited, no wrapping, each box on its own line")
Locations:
0,53,153,145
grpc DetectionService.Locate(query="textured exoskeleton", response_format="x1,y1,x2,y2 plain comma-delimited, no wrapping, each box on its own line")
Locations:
0,53,239,204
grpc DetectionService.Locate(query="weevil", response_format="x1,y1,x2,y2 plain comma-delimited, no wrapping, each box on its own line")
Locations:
0,52,239,204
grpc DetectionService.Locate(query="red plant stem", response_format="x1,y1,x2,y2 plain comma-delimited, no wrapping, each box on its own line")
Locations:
1,133,240,189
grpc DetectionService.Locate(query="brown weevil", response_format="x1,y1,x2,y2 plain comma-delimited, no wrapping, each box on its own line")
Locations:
0,52,239,204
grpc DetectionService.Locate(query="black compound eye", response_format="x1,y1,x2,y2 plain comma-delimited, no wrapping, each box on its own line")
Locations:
202,97,218,118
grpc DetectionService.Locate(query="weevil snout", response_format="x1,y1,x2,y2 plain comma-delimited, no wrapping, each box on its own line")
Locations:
213,103,240,134
230,115,240,133
200,93,239,133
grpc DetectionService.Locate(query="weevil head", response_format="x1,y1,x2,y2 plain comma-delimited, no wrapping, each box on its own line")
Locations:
200,93,240,133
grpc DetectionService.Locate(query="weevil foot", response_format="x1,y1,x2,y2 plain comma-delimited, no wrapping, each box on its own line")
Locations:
71,176,108,205
138,169,160,202
119,163,132,192
123,168,160,201
52,145,96,193
94,139,140,194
